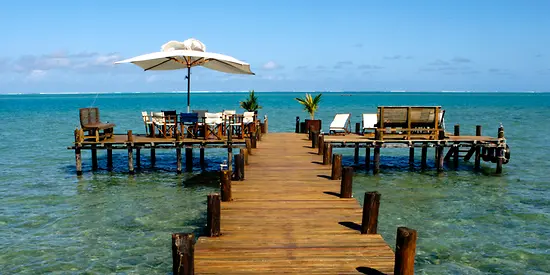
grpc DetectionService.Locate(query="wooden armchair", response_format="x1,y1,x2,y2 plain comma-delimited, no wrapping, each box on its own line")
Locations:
79,108,115,142
376,106,443,140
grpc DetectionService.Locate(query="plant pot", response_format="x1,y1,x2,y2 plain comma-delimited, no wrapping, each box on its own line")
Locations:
305,119,322,134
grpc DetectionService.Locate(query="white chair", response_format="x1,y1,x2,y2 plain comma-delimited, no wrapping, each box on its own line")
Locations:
151,111,176,138
329,113,351,135
205,112,223,139
141,111,153,136
362,114,377,134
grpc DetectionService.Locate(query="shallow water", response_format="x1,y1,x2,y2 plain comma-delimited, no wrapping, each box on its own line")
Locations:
0,92,549,274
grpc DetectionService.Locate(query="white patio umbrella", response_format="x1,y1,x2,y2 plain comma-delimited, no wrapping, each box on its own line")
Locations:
115,38,254,112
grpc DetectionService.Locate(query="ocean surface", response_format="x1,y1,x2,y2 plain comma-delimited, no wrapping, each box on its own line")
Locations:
0,92,549,274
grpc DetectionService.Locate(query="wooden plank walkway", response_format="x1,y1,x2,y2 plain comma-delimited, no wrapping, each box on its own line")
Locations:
195,133,394,274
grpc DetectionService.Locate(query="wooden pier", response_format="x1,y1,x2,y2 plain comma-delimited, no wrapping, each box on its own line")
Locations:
171,133,420,275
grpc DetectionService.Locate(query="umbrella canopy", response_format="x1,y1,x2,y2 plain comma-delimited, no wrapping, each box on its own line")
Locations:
115,38,254,112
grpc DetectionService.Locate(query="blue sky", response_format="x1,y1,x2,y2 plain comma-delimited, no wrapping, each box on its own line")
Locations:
0,0,548,93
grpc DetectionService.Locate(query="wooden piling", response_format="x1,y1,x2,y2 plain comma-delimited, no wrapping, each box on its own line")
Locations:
75,147,82,175
496,146,503,174
394,227,417,275
361,191,380,234
355,122,361,134
354,143,359,164
476,125,482,136
436,145,444,172
240,148,248,166
151,147,156,167
318,134,324,155
186,147,193,172
256,128,262,142
408,146,414,168
454,124,460,137
220,170,232,202
251,133,257,149
264,117,268,134
91,145,98,171
245,138,252,155
176,146,182,174
340,167,353,198
365,146,371,171
206,193,221,237
295,116,300,133
127,130,133,143
331,154,342,180
136,147,141,168
172,232,195,275
227,146,233,173
128,146,134,174
107,145,113,170
200,146,205,170
373,146,380,175
474,125,482,170
323,143,332,165
311,131,319,148
421,145,427,170
234,154,243,181
453,144,459,169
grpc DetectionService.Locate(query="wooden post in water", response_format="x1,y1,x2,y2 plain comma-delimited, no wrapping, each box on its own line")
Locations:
323,143,332,165
318,134,324,155
200,146,205,170
220,170,232,201
75,147,82,175
453,125,460,169
91,144,98,171
496,125,504,174
408,146,414,169
295,116,300,133
354,143,360,164
373,146,381,175
176,146,182,174
107,145,113,170
340,167,353,198
394,227,417,275
311,131,319,148
365,146,371,171
474,125,482,170
151,147,156,167
421,144,427,170
436,145,444,172
172,233,195,275
361,191,380,234
331,154,342,180
206,193,221,237
127,147,134,174
355,122,361,134
136,147,141,168
185,147,193,172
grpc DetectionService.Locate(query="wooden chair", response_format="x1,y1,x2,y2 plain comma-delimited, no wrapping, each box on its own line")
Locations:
79,108,115,142
204,112,223,140
179,112,199,138
242,112,256,137
376,106,443,140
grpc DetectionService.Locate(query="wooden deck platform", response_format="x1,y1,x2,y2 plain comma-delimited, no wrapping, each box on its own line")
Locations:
70,134,245,149
194,133,395,274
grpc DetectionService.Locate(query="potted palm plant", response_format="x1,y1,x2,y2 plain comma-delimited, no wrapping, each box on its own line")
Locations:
240,90,262,113
295,93,322,134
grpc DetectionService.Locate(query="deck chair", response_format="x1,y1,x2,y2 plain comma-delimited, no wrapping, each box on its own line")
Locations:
242,111,256,137
362,114,377,134
222,110,237,136
162,110,178,137
329,113,351,135
141,111,153,137
191,110,208,138
151,111,177,138
179,112,199,138
204,112,223,139
79,107,115,142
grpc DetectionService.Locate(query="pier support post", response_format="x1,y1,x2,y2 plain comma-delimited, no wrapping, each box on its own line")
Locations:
136,147,141,168
91,145,98,171
496,146,503,174
185,147,193,172
318,134,324,155
251,133,257,149
151,147,156,167
172,233,195,275
408,146,414,169
436,145,444,172
128,146,134,174
227,146,233,173
323,143,332,165
233,154,244,181
107,145,113,170
365,146,371,171
75,147,82,175
295,116,300,133
361,191,380,234
340,167,353,198
373,146,380,175
220,170,232,202
206,193,221,237
453,144,459,169
240,148,249,166
421,145,427,170
331,154,343,180
355,122,361,134
394,227,417,275
200,146,205,170
476,125,482,136
176,146,182,174
474,125,482,171
312,131,319,148
354,143,360,164
245,138,252,155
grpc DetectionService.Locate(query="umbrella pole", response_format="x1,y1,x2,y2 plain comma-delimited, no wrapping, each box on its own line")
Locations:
187,66,191,113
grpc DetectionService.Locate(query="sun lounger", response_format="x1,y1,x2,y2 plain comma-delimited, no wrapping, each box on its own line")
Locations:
329,113,351,135
362,113,377,134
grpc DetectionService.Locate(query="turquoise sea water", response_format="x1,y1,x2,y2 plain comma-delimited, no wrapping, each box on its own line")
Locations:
0,92,549,274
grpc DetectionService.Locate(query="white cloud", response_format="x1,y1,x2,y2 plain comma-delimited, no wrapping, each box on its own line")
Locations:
26,69,47,81
262,61,282,70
